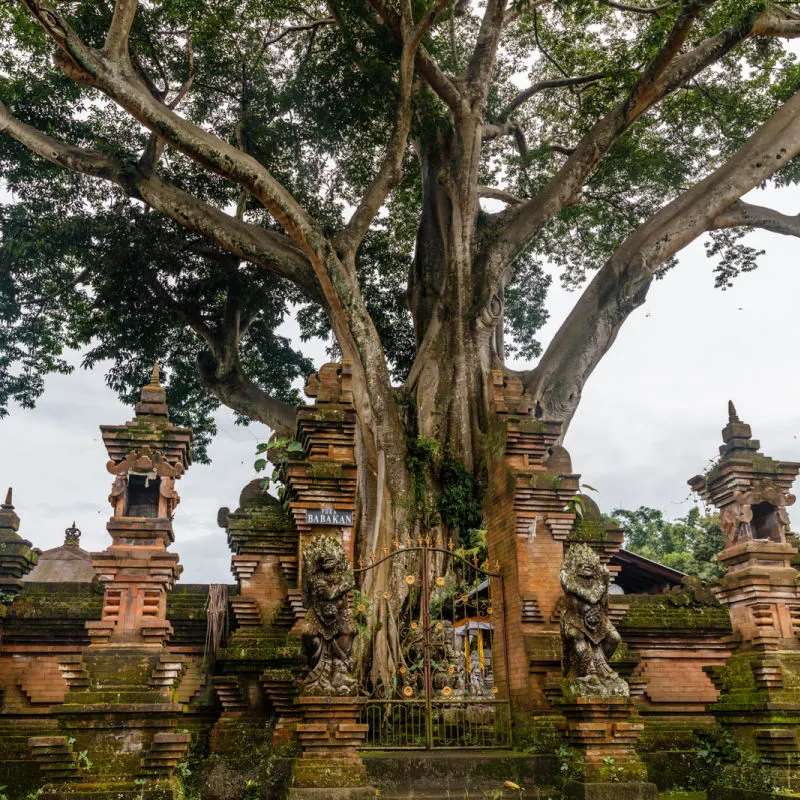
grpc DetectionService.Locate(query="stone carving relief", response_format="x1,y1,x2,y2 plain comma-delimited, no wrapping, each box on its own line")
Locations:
560,543,627,698
301,534,358,696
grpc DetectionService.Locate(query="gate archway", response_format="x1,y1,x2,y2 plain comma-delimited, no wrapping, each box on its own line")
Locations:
353,535,512,749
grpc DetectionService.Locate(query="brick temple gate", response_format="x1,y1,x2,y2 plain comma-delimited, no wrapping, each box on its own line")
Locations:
354,535,512,749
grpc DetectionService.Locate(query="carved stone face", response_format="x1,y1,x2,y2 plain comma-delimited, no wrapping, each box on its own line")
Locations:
584,605,602,632
320,553,337,571
320,601,338,623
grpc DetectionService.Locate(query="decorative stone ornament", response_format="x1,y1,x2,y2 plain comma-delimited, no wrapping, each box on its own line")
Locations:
300,534,358,696
559,543,627,698
63,521,81,548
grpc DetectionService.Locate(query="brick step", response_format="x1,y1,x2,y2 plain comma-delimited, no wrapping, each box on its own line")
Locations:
58,656,90,689
212,675,248,714
231,597,263,627
140,732,192,776
176,662,206,705
270,598,297,632
28,736,78,779
363,751,555,797
287,590,306,623
279,555,299,588
231,555,260,582
149,653,185,688
260,670,301,720
377,788,555,799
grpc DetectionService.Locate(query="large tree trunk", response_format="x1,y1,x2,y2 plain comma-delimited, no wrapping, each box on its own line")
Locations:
353,117,502,689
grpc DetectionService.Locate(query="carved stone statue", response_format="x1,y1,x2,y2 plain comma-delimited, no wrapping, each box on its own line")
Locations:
301,535,358,696
559,544,627,698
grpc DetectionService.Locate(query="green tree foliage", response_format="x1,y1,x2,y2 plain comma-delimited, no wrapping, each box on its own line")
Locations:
1,0,800,471
611,505,726,582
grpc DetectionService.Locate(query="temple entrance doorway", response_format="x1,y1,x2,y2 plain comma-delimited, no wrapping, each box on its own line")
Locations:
354,537,512,750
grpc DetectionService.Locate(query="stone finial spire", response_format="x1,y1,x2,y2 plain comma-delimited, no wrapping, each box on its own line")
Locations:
720,401,758,456
0,487,19,531
134,362,169,418
64,522,81,547
0,487,38,594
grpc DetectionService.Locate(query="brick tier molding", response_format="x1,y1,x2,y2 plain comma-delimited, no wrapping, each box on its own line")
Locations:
559,697,658,800
289,696,376,800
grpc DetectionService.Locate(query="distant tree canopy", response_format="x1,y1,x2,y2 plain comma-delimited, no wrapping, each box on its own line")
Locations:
612,505,726,582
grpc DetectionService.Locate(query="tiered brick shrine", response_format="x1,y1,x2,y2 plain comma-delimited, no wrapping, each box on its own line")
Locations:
26,366,192,799
287,361,358,565
484,372,578,715
89,363,189,646
212,478,303,768
0,488,39,601
690,403,800,786
203,362,362,790
484,372,631,718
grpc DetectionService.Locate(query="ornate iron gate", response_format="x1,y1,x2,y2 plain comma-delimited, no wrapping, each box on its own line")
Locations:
354,535,512,749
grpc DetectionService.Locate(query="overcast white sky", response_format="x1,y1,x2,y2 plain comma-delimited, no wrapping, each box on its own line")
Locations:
2,182,799,584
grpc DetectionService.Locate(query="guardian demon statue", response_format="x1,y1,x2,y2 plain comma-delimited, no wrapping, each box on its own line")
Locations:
559,543,628,698
301,534,358,696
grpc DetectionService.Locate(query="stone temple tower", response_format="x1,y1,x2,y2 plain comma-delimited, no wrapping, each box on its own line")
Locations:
690,403,800,775
689,402,800,648
89,364,191,645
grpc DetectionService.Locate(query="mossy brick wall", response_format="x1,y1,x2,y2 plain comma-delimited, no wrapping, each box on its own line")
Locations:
614,595,732,716
616,596,732,631
2,582,103,645
166,584,238,647
1,583,102,799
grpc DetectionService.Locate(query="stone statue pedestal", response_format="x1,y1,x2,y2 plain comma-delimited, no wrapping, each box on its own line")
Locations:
559,696,657,800
289,696,375,800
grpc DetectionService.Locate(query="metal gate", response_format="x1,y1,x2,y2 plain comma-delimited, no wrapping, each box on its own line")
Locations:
353,534,511,749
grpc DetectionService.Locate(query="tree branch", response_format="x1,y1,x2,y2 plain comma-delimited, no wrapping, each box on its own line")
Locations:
196,348,297,436
337,2,417,254
104,0,138,61
710,199,800,237
526,85,800,433
20,0,324,257
485,0,789,280
478,185,523,205
0,99,324,304
466,0,508,99
498,72,609,120
262,17,336,47
482,120,529,156
368,0,462,110
601,0,671,14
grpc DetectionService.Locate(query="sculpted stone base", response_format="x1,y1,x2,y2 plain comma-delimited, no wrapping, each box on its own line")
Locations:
292,696,374,791
559,696,657,799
